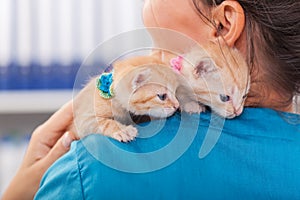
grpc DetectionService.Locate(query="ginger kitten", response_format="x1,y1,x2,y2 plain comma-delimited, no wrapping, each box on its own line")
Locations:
72,58,179,142
171,44,250,118
72,44,250,142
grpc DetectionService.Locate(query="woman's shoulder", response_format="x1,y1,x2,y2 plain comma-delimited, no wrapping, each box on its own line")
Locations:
222,107,300,138
34,141,85,199
35,108,300,199
73,107,300,181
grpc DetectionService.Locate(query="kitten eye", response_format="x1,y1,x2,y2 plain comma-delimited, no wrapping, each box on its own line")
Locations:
157,93,167,101
220,94,231,102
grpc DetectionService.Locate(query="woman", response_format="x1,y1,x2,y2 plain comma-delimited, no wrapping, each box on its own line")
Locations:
4,0,300,199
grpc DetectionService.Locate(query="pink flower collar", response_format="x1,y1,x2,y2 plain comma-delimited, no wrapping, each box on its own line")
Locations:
170,56,183,74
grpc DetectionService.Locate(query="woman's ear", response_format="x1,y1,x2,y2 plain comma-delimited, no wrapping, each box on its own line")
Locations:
211,1,245,47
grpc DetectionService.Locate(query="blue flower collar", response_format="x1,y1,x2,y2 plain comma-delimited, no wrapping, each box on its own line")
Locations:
96,71,114,99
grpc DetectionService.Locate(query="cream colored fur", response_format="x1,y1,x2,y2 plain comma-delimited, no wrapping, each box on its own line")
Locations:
72,57,180,142
72,45,250,142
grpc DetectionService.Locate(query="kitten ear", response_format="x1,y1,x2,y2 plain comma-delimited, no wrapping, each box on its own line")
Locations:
193,58,216,78
132,68,151,89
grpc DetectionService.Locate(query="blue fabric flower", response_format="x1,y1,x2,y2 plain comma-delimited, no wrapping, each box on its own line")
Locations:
100,73,112,93
97,72,114,99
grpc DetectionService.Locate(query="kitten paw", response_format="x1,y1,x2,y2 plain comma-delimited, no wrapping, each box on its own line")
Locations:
182,101,205,114
113,125,138,142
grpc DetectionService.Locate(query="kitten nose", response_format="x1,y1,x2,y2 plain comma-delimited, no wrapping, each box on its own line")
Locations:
174,101,180,110
234,106,243,116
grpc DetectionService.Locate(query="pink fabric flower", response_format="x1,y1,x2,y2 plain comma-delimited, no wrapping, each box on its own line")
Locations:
170,56,183,73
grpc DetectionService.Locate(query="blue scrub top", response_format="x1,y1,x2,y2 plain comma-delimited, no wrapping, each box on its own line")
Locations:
35,108,300,199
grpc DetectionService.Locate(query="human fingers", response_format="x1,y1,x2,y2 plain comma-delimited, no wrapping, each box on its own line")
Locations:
33,101,74,148
42,100,73,134
2,133,74,200
40,132,75,169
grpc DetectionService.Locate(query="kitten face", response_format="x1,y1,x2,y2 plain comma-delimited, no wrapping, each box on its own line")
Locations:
194,72,249,118
181,47,250,118
128,83,179,118
113,64,180,119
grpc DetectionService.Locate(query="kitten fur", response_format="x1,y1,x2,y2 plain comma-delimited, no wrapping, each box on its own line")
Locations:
177,44,250,118
72,57,180,142
72,45,250,141
152,42,250,118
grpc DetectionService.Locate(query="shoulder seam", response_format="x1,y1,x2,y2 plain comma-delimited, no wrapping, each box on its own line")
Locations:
75,141,86,200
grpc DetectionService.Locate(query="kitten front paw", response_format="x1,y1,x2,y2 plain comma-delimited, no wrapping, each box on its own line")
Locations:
181,101,205,114
113,125,138,143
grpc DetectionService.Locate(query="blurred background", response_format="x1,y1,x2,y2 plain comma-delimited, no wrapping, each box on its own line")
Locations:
0,0,143,195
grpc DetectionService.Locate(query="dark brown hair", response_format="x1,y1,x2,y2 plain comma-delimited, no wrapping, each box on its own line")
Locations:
193,0,300,107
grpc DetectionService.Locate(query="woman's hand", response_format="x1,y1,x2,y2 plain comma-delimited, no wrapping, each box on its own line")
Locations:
2,101,77,200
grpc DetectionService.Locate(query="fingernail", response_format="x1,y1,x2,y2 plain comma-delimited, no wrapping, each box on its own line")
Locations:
62,132,73,148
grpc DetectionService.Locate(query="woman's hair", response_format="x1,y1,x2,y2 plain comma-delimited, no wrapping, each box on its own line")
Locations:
193,0,300,106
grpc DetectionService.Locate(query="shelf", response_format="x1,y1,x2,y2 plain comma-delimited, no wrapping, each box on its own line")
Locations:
0,90,74,114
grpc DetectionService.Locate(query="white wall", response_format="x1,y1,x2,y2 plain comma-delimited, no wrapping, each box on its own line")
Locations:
0,0,144,68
